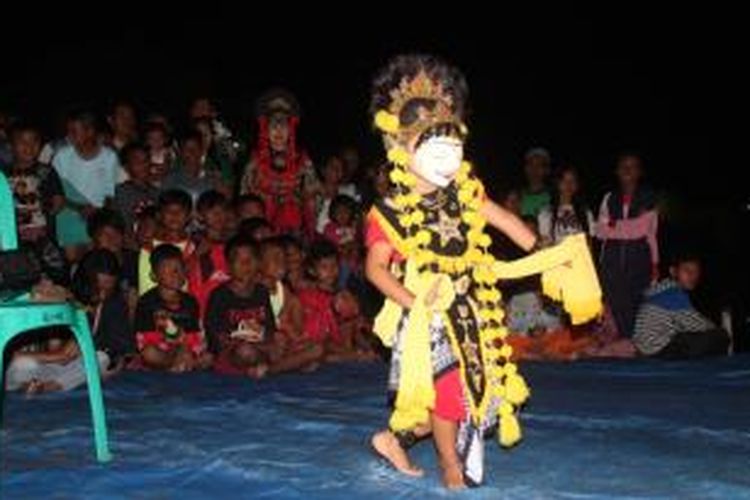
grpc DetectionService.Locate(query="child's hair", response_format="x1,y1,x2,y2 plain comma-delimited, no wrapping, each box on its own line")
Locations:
317,154,343,180
258,235,286,258
150,243,184,271
119,141,148,165
144,121,170,140
307,239,339,267
69,109,99,130
179,129,204,148
328,194,357,222
238,217,272,240
277,234,303,252
196,190,227,213
224,234,258,262
615,149,643,163
135,204,157,224
157,189,193,213
87,208,126,239
549,165,590,235
670,252,701,268
234,193,264,210
9,121,42,141
71,249,121,304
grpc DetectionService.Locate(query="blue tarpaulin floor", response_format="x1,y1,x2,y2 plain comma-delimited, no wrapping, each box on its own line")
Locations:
2,356,749,499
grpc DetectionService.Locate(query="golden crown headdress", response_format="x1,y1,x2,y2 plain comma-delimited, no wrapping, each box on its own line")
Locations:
374,70,467,145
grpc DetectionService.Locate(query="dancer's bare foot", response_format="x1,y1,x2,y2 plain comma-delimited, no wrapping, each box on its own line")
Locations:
370,431,424,477
440,460,466,490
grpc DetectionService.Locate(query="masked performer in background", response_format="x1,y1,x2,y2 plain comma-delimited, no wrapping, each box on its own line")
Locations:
240,90,317,239
365,54,602,489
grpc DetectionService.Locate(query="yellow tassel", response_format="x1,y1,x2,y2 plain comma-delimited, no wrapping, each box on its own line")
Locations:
499,413,522,447
375,110,400,134
387,147,410,166
389,168,405,184
504,373,530,405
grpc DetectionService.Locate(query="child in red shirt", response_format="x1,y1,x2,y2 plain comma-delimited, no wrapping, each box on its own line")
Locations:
187,190,231,317
298,240,373,361
257,237,323,373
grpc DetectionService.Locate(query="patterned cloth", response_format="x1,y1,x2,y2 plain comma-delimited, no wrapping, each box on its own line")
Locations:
367,183,504,486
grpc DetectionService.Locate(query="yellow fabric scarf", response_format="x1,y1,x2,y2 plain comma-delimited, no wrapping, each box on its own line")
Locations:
373,233,602,433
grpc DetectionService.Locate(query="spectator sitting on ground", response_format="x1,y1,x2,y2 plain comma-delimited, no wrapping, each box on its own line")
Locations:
633,254,730,359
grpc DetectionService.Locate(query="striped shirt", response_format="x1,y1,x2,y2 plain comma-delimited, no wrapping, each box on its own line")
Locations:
633,280,715,355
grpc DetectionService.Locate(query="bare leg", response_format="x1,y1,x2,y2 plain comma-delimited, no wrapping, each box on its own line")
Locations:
269,344,324,374
24,378,64,395
431,412,465,489
140,346,177,371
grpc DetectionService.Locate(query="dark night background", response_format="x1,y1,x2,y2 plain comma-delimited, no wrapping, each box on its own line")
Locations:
1,9,746,346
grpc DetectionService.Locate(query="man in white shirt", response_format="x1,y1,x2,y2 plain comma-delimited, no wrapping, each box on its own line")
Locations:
52,111,121,247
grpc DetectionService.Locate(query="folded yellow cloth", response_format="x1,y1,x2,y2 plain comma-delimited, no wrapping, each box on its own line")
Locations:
373,261,455,431
493,234,602,324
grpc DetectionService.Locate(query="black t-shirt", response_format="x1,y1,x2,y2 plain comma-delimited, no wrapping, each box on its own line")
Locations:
120,248,139,292
3,162,64,239
204,283,275,354
134,288,201,338
92,294,134,360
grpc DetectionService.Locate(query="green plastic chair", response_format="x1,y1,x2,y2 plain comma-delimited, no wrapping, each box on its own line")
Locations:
0,170,111,463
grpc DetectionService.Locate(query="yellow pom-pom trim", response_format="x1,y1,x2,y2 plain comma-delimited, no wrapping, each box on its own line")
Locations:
499,413,522,447
374,110,400,134
387,147,410,166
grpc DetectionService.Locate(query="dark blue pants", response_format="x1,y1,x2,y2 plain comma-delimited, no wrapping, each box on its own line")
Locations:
600,239,651,337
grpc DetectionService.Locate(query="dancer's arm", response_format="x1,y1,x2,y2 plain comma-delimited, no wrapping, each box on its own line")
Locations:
366,241,415,309
480,199,537,251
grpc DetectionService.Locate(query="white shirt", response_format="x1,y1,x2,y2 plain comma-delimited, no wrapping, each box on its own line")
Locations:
537,204,594,245
52,144,120,206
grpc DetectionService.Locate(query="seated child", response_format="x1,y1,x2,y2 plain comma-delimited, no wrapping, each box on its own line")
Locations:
134,205,158,249
5,336,111,395
503,217,561,336
138,189,196,295
257,237,323,372
87,208,139,314
5,122,68,284
71,249,134,366
298,240,374,361
144,121,176,186
134,244,210,372
5,251,124,394
187,190,231,316
323,194,362,288
114,142,159,242
633,254,729,359
205,235,276,378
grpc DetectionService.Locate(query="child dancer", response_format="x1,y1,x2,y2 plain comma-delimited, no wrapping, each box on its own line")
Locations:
365,54,602,489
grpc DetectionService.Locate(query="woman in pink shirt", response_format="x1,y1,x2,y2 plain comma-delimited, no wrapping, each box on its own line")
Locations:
596,153,659,338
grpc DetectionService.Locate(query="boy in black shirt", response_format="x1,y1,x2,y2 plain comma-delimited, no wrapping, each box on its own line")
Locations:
205,235,275,378
134,244,211,372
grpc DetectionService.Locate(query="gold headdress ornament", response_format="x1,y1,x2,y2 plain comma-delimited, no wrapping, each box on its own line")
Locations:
374,70,467,150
